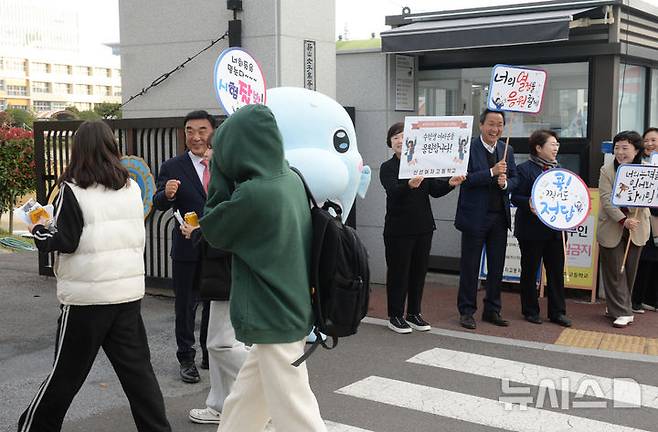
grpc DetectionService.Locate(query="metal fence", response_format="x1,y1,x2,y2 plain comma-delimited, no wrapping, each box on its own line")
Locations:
34,117,196,288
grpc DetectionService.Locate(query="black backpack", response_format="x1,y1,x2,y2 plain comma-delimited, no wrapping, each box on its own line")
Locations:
291,168,370,366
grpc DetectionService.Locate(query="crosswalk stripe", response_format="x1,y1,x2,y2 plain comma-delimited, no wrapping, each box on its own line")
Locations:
336,376,652,432
325,420,374,431
407,348,658,409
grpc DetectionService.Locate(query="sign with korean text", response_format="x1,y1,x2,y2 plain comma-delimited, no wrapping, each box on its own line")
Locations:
612,164,658,208
398,116,473,179
303,40,316,90
213,47,266,115
531,168,591,230
541,189,600,299
487,64,547,114
395,55,415,111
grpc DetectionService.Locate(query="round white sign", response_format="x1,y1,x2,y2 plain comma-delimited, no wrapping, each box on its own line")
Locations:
213,47,266,115
531,168,591,230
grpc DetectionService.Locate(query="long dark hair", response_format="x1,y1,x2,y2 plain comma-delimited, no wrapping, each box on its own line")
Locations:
59,121,129,190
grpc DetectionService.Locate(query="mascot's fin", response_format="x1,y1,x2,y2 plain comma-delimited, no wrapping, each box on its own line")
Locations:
357,166,371,199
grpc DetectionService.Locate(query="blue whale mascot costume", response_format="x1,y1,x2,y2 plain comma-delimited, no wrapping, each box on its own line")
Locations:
266,87,371,222
266,87,372,342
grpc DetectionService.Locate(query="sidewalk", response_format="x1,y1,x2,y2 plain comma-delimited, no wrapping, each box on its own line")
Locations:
2,246,656,357
367,273,658,356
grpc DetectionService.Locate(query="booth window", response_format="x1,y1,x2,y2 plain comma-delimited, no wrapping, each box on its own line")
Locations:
650,68,658,128
618,64,646,133
418,62,589,138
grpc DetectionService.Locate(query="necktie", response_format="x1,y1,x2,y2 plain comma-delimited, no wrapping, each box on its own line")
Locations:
200,159,210,193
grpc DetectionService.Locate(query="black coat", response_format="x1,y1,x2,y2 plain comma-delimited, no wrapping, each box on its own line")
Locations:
511,161,561,241
192,229,232,301
379,155,454,237
153,153,207,261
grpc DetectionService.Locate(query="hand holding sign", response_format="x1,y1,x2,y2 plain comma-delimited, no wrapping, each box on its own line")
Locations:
531,169,591,282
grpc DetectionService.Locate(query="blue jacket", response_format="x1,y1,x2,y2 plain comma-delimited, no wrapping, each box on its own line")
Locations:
510,161,561,241
153,153,207,261
454,137,517,235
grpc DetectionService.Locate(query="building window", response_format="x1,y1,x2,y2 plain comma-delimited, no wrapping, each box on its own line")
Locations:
52,64,70,75
53,83,72,94
74,84,92,95
74,65,92,76
94,67,111,78
31,62,50,74
650,68,658,129
31,81,51,94
52,102,68,110
33,101,52,112
113,69,121,78
7,104,28,110
94,85,112,96
113,86,122,97
0,100,6,110
418,62,589,138
0,80,4,91
618,64,646,133
74,102,91,111
6,85,28,96
1,57,27,73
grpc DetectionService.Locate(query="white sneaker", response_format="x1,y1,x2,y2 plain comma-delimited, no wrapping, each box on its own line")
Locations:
612,316,634,328
642,303,657,312
189,407,221,424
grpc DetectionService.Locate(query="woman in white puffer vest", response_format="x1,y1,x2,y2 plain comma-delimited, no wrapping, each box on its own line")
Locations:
18,121,171,432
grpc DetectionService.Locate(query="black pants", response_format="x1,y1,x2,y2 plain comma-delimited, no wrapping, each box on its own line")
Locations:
457,212,507,316
384,232,433,318
172,260,210,364
518,238,567,319
632,259,658,307
17,301,171,432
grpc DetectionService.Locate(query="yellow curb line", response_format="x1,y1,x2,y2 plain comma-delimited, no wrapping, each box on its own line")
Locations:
555,328,658,356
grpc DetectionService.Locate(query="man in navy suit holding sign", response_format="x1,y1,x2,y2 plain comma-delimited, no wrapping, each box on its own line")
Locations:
455,109,517,330
154,111,215,383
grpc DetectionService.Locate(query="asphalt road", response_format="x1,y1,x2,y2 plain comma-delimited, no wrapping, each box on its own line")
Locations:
2,251,658,432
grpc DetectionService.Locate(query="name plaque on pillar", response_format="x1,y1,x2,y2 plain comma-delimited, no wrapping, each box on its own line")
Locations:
304,40,316,90
395,55,414,111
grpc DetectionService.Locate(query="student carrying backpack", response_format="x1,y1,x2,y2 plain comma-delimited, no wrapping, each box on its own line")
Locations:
291,167,370,366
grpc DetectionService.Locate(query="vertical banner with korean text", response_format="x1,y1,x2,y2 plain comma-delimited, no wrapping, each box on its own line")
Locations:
487,64,547,114
395,55,415,111
398,116,473,179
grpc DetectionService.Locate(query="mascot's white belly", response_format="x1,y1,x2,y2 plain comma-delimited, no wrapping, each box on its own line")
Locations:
266,87,371,221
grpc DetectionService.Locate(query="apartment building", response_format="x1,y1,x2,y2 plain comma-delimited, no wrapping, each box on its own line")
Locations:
0,0,121,114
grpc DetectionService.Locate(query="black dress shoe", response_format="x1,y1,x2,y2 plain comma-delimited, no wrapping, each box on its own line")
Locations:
524,315,543,324
180,362,200,383
459,314,476,330
199,357,209,370
549,314,572,327
482,311,510,327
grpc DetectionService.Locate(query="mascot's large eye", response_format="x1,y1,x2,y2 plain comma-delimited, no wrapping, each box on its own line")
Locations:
333,129,350,153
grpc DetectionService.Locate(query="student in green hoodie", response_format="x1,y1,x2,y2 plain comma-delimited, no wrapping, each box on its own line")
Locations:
199,104,326,431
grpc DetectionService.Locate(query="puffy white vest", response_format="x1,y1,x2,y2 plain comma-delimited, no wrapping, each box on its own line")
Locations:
55,179,146,305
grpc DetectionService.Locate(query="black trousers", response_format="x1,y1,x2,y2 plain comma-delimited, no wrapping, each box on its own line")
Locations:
457,212,507,316
632,259,658,307
17,301,171,432
518,238,567,319
172,260,210,364
384,232,433,318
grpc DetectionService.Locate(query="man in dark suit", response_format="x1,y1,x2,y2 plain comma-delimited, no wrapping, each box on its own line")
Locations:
153,110,215,383
455,109,517,330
